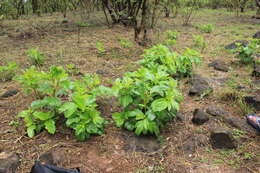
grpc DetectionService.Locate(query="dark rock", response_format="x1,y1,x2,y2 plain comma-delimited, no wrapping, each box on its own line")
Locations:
0,152,20,173
189,75,213,96
210,129,236,149
179,134,208,154
252,63,260,77
0,90,19,99
192,109,210,125
225,40,248,49
224,116,259,135
96,70,107,75
39,150,65,166
206,105,229,117
208,60,229,72
176,112,185,122
244,95,260,111
123,134,160,153
253,31,260,39
61,19,68,24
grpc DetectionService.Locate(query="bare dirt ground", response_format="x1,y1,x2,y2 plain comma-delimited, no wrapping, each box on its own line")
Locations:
0,9,260,173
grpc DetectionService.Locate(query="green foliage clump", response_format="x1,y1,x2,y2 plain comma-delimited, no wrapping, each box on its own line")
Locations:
96,42,106,56
165,30,178,40
0,62,17,81
233,39,260,64
119,38,133,48
193,35,207,52
16,66,110,141
139,44,201,77
27,48,45,66
198,24,214,33
164,30,178,47
112,67,182,136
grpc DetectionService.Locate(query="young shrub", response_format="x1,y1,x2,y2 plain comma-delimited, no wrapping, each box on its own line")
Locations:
17,66,110,140
198,24,214,33
179,0,200,25
139,44,179,75
176,48,201,77
233,39,259,64
15,66,70,99
112,67,183,136
119,38,133,48
139,44,201,78
59,74,107,141
165,30,178,40
96,42,106,56
193,35,207,52
0,62,17,81
164,30,178,47
27,48,45,66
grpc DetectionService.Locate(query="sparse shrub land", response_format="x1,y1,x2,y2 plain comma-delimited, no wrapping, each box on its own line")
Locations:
0,0,260,172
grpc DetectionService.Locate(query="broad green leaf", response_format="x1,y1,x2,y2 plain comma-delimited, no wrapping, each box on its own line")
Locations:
44,119,56,134
112,112,125,127
66,117,80,127
44,96,61,107
33,111,52,121
151,98,168,112
59,102,77,118
119,95,133,108
27,125,36,138
135,119,149,136
31,100,46,110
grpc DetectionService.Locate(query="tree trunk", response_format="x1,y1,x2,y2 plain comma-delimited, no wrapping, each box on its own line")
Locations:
32,0,39,14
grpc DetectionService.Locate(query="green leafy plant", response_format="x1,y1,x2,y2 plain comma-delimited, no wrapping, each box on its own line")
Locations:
164,30,178,47
96,42,106,56
119,38,133,48
165,30,178,40
59,75,106,141
139,44,201,78
16,66,70,99
112,67,182,136
233,39,259,64
27,48,45,66
17,66,110,140
193,35,207,52
66,64,81,76
198,24,214,33
0,62,17,81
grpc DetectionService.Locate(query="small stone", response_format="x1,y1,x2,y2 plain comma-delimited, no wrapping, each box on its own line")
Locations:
252,63,260,77
123,132,160,153
253,31,260,39
224,116,258,135
39,150,65,166
210,129,236,149
176,112,185,122
179,134,207,154
244,95,260,111
208,60,229,72
96,70,107,75
225,40,248,49
0,90,19,99
206,106,229,117
0,152,20,173
189,75,213,96
192,109,209,125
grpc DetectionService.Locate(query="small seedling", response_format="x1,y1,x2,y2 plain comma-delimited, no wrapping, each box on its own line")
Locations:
198,24,214,33
119,38,133,48
27,48,44,66
96,42,106,56
0,62,17,81
193,35,207,52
